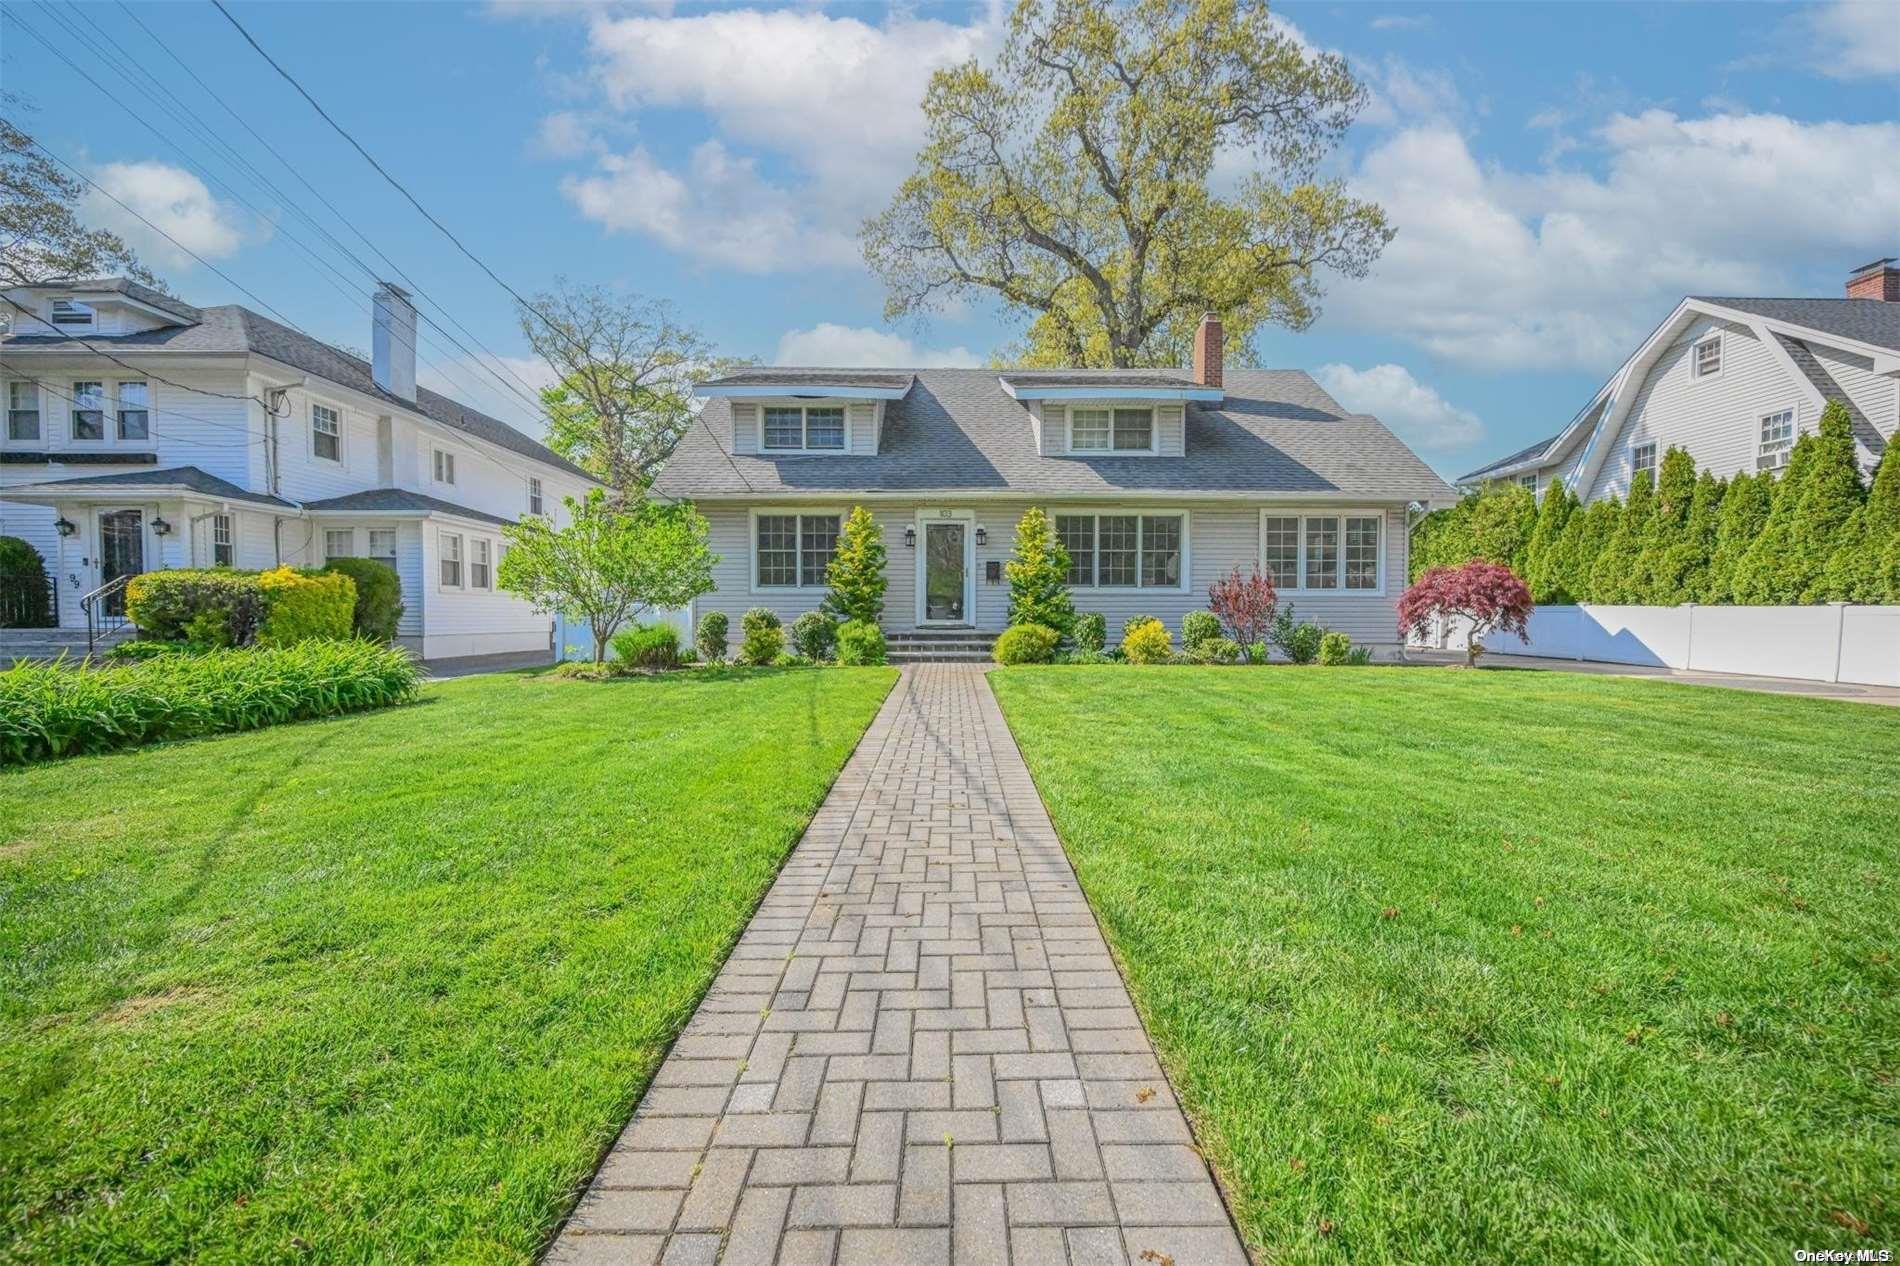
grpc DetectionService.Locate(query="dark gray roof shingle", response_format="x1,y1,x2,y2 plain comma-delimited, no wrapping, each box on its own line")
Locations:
1457,432,1563,483
655,368,1454,502
13,277,203,325
302,488,513,525
1694,297,1900,353
700,369,916,391
10,464,293,506
1775,334,1887,457
4,303,593,481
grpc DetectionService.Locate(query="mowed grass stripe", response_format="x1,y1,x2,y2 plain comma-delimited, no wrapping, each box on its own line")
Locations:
1,666,896,1263
990,666,1899,1263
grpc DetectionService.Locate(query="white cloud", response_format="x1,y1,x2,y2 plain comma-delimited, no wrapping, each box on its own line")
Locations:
1329,111,1900,370
561,140,858,272
1803,1,1900,80
1313,363,1484,450
542,6,998,270
774,323,978,368
1370,14,1431,31
81,161,250,270
530,110,602,159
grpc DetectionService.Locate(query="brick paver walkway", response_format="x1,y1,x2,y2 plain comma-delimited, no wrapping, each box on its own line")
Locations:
546,665,1247,1266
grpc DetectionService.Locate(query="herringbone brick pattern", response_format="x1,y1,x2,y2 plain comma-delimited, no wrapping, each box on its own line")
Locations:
546,666,1245,1266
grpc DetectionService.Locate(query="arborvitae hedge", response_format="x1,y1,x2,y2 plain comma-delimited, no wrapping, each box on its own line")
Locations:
1421,410,1896,607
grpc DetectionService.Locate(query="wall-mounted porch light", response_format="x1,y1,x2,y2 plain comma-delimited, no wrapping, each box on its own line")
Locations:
151,516,172,536
54,516,76,537
903,526,916,548
974,525,988,547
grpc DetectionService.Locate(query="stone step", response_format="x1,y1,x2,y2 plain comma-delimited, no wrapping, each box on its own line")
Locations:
888,652,994,664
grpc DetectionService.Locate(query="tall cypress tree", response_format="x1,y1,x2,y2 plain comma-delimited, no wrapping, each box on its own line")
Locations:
1633,447,1696,602
1705,470,1773,603
1732,435,1813,603
1657,470,1725,604
1524,481,1575,602
1466,482,1539,574
1791,401,1868,601
1568,496,1619,603
1591,469,1654,602
1819,437,1900,602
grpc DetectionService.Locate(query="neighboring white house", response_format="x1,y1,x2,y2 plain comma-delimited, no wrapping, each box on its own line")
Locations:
1458,257,1900,499
0,278,597,659
655,315,1457,654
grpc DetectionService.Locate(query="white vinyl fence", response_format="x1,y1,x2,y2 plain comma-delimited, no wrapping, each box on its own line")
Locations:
1414,604,1900,687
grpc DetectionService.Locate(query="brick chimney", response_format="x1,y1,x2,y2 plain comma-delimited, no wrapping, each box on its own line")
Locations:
1847,257,1899,302
1192,312,1223,388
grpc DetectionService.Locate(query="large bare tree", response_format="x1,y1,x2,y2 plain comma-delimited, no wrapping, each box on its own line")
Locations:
861,0,1391,368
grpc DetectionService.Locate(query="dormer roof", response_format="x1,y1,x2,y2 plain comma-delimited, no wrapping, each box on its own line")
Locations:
9,277,202,326
996,370,1223,402
694,369,915,399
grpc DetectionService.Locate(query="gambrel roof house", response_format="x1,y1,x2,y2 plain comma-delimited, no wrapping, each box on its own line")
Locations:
1,278,598,660
656,316,1455,654
1458,257,1900,500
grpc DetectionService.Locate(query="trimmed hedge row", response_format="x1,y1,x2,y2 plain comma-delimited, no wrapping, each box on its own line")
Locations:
0,640,420,766
127,566,360,646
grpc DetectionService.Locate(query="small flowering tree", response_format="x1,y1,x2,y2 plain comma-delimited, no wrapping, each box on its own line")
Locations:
1207,566,1277,662
1397,560,1534,667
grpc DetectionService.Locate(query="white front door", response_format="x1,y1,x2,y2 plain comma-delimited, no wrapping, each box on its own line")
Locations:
915,508,975,626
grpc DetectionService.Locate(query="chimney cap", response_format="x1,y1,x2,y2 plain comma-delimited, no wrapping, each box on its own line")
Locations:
375,280,414,301
1849,257,1897,279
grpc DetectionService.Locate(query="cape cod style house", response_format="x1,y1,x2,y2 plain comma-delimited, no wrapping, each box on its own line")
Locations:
1,278,596,660
656,316,1455,656
1458,257,1900,499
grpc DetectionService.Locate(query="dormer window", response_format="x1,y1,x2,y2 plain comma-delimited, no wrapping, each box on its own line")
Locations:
1068,405,1155,453
50,299,94,329
1692,335,1721,378
763,405,846,452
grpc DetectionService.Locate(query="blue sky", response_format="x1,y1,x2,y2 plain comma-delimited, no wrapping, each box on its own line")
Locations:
4,1,1896,478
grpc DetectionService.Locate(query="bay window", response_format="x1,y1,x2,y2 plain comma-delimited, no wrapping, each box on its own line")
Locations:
1053,512,1184,589
762,405,846,452
1261,511,1384,592
755,511,842,588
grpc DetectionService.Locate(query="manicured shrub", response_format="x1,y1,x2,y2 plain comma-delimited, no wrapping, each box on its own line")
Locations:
256,567,355,646
1073,612,1106,653
1398,560,1534,667
1121,618,1172,664
325,557,404,642
1180,610,1221,652
994,623,1060,665
125,569,269,644
1191,636,1242,665
836,619,887,666
1268,607,1324,664
825,506,887,625
185,609,235,650
1122,615,1159,642
773,651,813,668
696,610,729,662
1004,508,1074,636
1246,640,1269,663
0,535,51,628
0,641,420,766
1317,631,1353,665
737,607,784,666
1207,566,1277,658
790,611,839,661
610,622,681,669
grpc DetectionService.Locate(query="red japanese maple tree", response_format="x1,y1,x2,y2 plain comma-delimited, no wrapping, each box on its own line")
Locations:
1398,560,1534,667
1208,565,1278,661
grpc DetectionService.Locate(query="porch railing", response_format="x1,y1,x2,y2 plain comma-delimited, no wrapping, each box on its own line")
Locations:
81,574,133,656
0,572,58,629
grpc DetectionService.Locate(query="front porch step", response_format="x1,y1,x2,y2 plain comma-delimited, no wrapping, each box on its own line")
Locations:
0,627,131,666
887,651,994,664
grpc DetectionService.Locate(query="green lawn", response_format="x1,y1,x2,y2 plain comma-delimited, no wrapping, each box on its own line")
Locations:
1,666,895,1262
991,666,1900,1263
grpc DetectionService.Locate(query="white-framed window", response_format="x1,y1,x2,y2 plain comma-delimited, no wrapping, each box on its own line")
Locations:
1066,405,1156,453
71,381,106,441
1692,335,1722,378
50,298,93,329
324,528,355,559
470,537,492,590
1052,511,1186,590
117,381,150,441
439,530,464,588
311,402,342,462
6,381,39,442
367,528,398,568
528,477,544,516
1758,408,1795,471
433,448,457,484
761,404,847,452
1517,472,1537,491
1259,511,1384,593
753,510,842,589
1630,442,1657,478
212,513,233,567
